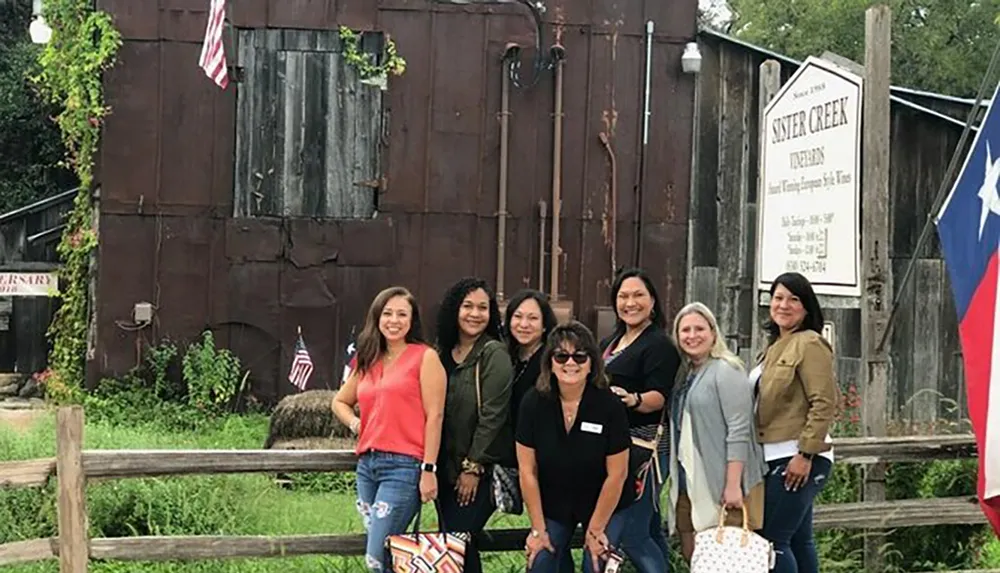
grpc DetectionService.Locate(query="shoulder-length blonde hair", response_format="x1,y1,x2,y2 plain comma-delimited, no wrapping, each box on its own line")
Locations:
672,302,744,372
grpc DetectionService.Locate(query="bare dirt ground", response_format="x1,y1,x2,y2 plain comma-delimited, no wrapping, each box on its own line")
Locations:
0,407,49,434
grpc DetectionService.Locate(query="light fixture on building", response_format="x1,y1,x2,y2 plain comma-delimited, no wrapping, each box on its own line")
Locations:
29,0,52,45
681,41,702,74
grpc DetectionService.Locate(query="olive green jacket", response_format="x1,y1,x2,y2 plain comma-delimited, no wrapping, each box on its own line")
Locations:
439,336,515,484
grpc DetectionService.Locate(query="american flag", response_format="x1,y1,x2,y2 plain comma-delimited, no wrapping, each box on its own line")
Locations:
288,333,314,391
198,0,229,89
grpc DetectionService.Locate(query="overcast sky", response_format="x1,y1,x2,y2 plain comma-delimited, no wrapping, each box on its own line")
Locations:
700,0,732,25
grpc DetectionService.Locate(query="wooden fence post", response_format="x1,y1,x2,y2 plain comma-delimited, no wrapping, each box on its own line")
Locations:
56,406,88,572
861,5,893,571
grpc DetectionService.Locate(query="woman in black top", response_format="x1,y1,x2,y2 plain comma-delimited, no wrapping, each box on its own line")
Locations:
518,321,632,573
503,289,558,433
600,268,681,573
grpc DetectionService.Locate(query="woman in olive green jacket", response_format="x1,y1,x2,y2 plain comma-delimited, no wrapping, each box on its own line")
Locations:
435,277,514,573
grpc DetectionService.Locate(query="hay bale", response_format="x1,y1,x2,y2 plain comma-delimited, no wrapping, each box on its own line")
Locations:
263,390,354,449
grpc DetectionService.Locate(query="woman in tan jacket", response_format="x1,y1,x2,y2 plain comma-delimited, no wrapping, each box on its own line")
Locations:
753,272,838,573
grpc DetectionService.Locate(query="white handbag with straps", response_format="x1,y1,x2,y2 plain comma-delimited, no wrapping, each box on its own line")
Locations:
690,505,775,573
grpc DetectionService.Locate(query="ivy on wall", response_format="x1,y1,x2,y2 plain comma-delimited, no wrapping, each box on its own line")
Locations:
338,26,406,86
31,0,122,401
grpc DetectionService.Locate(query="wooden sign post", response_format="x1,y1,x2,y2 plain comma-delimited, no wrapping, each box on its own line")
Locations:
861,5,893,571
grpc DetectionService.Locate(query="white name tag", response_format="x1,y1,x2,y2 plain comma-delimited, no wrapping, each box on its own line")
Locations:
580,422,603,434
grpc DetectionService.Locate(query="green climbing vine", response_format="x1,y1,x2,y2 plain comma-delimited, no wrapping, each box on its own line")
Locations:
31,0,122,402
338,26,406,81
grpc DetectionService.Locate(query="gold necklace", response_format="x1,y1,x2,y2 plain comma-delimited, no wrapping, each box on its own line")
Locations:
561,398,581,423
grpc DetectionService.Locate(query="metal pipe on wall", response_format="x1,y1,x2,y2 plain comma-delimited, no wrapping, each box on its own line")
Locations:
496,45,518,301
599,132,618,279
538,200,547,292
632,20,654,266
549,44,566,300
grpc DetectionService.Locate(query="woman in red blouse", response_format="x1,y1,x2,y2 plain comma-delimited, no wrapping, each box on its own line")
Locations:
332,286,447,572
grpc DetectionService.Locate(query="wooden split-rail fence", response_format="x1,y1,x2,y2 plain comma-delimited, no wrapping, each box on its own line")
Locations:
0,406,989,571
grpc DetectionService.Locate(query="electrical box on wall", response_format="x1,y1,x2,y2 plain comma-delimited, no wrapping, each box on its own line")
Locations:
133,302,153,323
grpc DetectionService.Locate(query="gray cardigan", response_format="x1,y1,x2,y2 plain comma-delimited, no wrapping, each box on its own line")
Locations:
670,357,767,504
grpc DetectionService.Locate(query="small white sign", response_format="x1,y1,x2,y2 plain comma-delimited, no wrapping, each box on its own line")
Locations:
580,422,603,434
757,56,862,297
0,272,59,296
822,321,835,352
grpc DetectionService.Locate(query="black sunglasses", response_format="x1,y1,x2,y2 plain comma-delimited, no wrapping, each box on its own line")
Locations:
552,350,590,364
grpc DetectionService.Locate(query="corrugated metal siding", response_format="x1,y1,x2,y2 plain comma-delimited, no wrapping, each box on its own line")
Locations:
92,0,699,402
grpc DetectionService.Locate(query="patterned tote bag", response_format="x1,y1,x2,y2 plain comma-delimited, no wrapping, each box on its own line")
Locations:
690,505,774,573
385,501,471,572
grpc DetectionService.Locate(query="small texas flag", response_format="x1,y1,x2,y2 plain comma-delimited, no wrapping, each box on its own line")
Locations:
342,334,358,386
935,80,1000,537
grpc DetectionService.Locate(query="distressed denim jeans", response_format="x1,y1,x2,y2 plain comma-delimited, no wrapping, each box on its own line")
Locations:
528,512,627,573
355,451,423,572
761,456,832,573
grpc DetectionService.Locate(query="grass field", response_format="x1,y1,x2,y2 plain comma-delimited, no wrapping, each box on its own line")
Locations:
2,407,998,573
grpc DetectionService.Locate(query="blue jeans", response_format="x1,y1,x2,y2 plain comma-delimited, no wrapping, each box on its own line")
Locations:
617,467,669,573
650,450,670,559
355,451,423,572
528,512,627,573
761,456,832,573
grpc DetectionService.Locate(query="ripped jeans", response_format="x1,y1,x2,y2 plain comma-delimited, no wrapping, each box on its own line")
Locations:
760,456,832,573
356,450,423,572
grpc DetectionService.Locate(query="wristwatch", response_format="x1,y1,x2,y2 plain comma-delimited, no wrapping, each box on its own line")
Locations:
421,462,437,473
530,529,544,538
799,451,815,461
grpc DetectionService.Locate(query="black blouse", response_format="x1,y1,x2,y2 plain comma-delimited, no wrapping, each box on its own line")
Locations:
600,326,681,428
510,347,542,433
516,384,632,526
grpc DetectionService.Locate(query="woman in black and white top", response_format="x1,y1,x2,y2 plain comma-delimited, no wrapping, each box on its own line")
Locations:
600,268,681,573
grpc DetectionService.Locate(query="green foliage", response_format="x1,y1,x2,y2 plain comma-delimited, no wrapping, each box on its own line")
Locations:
31,0,122,397
0,1,75,213
726,0,1000,97
338,26,407,80
182,330,244,413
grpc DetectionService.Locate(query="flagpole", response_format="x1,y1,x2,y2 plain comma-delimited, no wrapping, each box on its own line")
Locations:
875,37,1000,353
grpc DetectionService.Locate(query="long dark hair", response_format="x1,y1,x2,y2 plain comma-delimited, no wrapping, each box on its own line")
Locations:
435,277,504,355
537,321,607,397
764,272,825,345
355,286,425,375
503,289,558,360
609,267,667,338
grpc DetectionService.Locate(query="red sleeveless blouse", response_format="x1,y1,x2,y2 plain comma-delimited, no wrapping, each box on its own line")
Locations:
355,343,428,460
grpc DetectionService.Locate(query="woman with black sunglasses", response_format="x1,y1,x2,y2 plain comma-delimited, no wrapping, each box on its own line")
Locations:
517,321,633,573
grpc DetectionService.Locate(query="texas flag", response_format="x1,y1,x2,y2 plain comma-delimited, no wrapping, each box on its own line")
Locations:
936,81,1000,537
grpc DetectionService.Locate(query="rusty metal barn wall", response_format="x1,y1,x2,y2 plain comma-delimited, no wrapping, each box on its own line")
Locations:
92,0,697,402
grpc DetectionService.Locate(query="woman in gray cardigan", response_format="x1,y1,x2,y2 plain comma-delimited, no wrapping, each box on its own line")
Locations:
667,302,767,562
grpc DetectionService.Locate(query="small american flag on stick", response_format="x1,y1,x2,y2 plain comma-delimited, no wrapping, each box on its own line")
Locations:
288,327,314,391
198,0,229,89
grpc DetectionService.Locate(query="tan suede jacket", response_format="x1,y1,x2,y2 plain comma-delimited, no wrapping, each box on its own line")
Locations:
755,329,839,454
